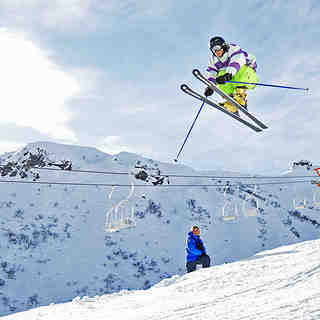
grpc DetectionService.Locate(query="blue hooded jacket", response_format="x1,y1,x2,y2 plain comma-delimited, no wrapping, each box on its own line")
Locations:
186,231,207,262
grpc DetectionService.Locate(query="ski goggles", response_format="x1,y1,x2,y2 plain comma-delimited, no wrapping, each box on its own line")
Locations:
211,45,223,52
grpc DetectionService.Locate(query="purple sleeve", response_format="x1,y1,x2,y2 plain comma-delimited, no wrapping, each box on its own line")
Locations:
207,67,218,73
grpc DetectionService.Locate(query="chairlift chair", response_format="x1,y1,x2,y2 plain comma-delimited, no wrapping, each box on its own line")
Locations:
108,185,117,199
221,186,238,221
292,183,307,210
105,182,136,232
222,203,238,221
293,199,307,210
105,200,136,232
243,185,259,217
243,199,259,217
312,190,320,208
312,169,320,208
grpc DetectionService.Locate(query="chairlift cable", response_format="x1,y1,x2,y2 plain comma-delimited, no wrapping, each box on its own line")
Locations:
0,179,315,187
31,166,318,180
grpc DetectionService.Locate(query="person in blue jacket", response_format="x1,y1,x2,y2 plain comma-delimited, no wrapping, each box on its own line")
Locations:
186,225,211,273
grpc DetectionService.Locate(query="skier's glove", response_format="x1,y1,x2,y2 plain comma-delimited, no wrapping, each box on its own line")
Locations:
204,87,214,97
216,73,232,84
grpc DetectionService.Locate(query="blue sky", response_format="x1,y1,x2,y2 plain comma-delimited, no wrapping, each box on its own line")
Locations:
0,0,319,174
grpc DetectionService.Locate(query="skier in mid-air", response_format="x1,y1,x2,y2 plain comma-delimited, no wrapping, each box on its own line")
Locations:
204,36,258,115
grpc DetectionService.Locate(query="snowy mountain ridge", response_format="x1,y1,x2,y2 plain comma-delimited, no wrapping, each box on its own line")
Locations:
0,141,320,317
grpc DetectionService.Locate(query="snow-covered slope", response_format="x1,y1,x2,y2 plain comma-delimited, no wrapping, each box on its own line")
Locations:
0,141,319,316
4,239,320,320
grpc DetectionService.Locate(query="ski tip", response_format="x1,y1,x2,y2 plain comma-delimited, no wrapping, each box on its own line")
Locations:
180,84,188,91
174,159,178,163
192,69,200,76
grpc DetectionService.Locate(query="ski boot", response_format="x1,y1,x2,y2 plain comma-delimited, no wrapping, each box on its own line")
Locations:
219,100,240,116
233,88,248,110
219,88,247,116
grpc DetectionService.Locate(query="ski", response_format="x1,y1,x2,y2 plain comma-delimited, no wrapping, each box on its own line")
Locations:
192,69,268,130
180,84,263,132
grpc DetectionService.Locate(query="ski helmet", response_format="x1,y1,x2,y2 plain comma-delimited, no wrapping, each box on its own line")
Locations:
209,36,229,55
191,225,200,231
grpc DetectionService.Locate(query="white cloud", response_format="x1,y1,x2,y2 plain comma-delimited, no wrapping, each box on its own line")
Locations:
0,28,80,141
0,0,91,31
0,0,173,32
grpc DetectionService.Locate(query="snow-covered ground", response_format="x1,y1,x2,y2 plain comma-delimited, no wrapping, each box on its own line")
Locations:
0,141,320,317
4,238,320,320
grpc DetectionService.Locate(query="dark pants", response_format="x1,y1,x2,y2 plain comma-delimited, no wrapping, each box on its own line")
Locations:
186,254,210,273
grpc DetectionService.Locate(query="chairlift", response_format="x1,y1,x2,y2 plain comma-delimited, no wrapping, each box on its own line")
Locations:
311,168,320,208
106,202,136,232
108,185,117,199
293,199,307,209
105,182,136,232
243,185,259,217
292,184,307,210
221,186,238,221
313,189,320,208
291,168,320,210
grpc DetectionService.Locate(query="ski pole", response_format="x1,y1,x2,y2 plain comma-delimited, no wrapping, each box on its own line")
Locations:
174,101,205,162
226,80,309,91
